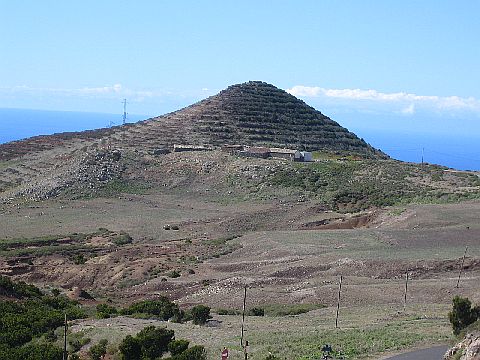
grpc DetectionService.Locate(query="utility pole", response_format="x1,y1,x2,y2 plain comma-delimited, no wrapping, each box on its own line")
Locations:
335,275,343,329
456,246,468,288
240,285,247,347
421,147,425,167
63,313,67,360
122,98,127,125
403,272,409,312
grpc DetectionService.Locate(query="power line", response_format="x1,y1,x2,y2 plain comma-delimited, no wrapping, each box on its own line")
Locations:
381,147,480,164
122,99,128,125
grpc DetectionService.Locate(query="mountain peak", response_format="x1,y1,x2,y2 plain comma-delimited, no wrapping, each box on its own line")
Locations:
141,80,378,154
0,81,383,161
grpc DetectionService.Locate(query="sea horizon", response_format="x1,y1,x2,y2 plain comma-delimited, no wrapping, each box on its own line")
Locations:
1,107,479,171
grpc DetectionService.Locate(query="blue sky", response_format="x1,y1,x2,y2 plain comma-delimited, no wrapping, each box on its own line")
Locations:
1,1,480,132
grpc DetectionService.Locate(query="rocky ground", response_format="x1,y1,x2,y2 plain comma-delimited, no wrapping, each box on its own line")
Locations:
1,131,480,358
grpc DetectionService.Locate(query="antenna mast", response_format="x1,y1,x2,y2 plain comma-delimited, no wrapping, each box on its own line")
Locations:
122,98,127,125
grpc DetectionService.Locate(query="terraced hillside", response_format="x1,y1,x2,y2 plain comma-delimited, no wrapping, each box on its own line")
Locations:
144,81,382,154
0,81,383,163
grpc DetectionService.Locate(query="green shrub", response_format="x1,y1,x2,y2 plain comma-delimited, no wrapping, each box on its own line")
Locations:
96,303,118,319
168,339,189,356
449,296,479,335
215,308,241,315
262,303,325,316
119,335,141,360
248,307,265,316
0,342,63,360
72,254,87,265
88,339,108,360
122,297,180,321
119,326,174,360
173,345,207,360
0,276,42,298
112,232,133,246
68,332,91,352
137,326,174,359
191,305,211,325
0,288,85,350
168,270,181,278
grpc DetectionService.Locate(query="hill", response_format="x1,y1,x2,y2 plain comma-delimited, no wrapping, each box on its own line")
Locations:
1,82,480,360
142,81,381,154
0,81,382,162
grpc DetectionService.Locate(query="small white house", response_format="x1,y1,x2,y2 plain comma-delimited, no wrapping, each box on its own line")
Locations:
300,151,313,162
269,148,302,161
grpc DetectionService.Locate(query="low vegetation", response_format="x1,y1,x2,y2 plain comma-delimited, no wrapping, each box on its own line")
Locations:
267,159,480,211
0,277,214,359
0,276,86,360
0,228,132,258
449,296,480,335
119,326,206,360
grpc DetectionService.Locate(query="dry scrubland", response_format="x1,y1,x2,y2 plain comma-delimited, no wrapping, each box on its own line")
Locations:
1,82,480,358
1,181,480,358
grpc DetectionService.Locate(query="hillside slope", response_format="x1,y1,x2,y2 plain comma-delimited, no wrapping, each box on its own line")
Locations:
140,81,381,154
0,81,382,162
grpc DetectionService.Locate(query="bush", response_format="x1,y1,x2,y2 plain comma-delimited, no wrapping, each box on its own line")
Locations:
72,254,86,265
168,339,189,356
88,339,108,360
0,276,42,298
191,305,211,325
96,303,118,319
119,335,141,360
215,308,241,315
168,270,181,278
2,342,63,360
112,232,133,246
173,345,207,360
122,297,180,321
248,307,265,316
449,296,479,335
119,326,176,360
0,291,85,350
68,332,90,352
137,326,174,359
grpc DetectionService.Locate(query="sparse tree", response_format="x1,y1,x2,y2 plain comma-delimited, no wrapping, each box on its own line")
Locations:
191,305,211,325
168,339,189,356
88,339,108,360
119,335,141,360
173,345,207,360
449,296,478,335
137,326,174,359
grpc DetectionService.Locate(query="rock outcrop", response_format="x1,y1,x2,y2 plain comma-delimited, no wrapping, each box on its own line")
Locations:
444,333,480,360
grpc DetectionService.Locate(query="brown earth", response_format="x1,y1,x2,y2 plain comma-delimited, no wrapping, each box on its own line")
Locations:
1,82,480,358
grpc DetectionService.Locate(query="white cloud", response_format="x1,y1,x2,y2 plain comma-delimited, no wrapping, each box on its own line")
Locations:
287,85,480,113
0,84,163,102
401,103,415,115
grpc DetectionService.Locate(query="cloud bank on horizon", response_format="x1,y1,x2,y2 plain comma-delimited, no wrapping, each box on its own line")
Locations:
2,83,480,120
287,85,480,116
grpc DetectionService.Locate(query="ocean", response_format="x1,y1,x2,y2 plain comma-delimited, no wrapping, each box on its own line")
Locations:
0,108,148,144
0,108,478,171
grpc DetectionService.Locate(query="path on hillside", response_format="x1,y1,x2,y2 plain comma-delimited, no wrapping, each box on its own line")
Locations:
383,345,449,360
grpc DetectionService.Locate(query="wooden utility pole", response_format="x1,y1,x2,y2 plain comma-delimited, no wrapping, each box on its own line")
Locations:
240,285,247,347
335,275,343,329
403,272,409,312
456,246,468,288
63,313,67,360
